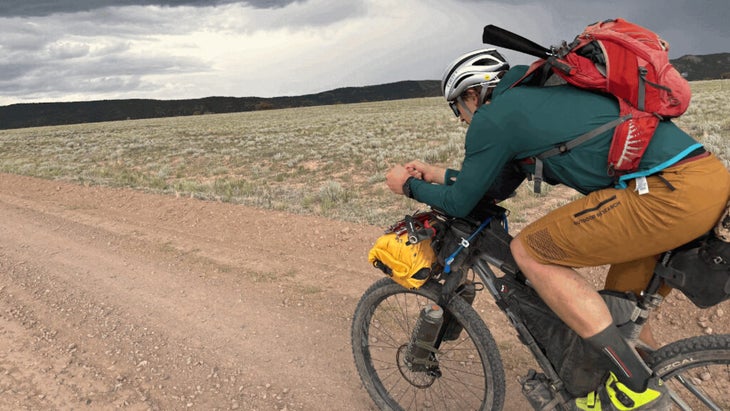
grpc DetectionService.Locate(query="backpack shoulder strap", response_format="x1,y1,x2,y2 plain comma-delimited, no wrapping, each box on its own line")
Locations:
510,60,547,88
530,115,632,193
510,56,575,89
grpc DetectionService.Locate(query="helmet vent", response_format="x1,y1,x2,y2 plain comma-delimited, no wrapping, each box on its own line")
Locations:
474,58,495,66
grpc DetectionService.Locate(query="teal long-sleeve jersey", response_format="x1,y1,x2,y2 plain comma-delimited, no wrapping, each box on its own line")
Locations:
409,65,699,217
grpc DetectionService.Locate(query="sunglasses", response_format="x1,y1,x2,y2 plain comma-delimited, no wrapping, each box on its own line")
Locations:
449,100,460,117
449,87,495,118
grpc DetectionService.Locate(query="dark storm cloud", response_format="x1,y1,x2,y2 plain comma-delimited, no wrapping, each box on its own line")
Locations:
0,0,304,17
464,0,729,57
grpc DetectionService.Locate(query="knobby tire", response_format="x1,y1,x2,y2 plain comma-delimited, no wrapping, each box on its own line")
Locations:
649,334,730,410
351,277,506,411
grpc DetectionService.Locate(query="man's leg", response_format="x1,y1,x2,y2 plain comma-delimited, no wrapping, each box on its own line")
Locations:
511,237,653,392
510,237,611,337
605,257,672,350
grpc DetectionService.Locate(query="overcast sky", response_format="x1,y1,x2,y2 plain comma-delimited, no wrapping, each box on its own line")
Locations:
0,0,727,106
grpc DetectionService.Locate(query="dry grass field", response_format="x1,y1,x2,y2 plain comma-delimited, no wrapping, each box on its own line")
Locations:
0,97,464,226
2,79,727,228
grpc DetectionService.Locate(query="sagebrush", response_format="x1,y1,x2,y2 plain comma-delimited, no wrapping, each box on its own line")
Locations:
1,80,728,226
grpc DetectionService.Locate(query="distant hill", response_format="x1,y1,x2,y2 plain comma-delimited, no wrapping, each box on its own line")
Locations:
1,53,728,130
0,81,441,130
671,53,730,81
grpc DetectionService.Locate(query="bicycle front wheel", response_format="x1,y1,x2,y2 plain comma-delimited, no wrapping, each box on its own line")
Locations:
649,334,730,410
351,277,505,410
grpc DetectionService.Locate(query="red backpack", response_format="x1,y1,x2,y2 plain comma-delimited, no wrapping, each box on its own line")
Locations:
483,18,692,190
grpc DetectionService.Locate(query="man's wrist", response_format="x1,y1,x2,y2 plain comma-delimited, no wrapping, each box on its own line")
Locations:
402,176,416,199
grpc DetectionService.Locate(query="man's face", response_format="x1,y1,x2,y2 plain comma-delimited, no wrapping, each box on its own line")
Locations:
455,89,480,124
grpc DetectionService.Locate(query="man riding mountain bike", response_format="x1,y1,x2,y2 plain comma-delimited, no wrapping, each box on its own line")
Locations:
385,48,730,410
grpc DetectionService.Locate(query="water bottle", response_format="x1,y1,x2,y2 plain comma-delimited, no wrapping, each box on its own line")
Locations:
442,282,475,341
406,304,444,372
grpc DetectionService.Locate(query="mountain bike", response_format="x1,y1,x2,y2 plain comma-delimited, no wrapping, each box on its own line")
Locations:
351,202,730,410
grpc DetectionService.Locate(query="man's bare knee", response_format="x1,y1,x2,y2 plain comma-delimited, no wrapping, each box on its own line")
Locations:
511,236,541,278
510,236,528,263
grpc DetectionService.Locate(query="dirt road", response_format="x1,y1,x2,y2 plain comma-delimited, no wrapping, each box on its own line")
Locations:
1,172,390,410
1,173,726,410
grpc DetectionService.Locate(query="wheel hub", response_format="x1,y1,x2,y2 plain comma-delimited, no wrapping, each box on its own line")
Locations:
396,344,441,387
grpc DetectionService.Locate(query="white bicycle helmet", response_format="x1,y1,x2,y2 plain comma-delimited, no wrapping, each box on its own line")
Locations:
441,48,509,114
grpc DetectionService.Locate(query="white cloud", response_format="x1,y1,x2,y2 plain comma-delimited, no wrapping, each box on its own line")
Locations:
0,0,727,106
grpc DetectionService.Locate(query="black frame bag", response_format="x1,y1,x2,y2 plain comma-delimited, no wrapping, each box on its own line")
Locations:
658,233,730,309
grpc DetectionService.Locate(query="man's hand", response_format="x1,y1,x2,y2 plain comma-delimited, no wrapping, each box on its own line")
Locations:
385,165,411,195
405,160,446,184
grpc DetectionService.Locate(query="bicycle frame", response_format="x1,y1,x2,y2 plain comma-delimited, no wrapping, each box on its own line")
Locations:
427,207,674,406
357,206,729,410
470,257,570,397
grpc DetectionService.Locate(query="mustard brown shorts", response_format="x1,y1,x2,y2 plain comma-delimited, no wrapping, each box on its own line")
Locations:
517,153,730,295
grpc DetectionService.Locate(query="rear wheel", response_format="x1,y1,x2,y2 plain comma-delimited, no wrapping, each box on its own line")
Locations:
649,334,730,410
351,277,506,410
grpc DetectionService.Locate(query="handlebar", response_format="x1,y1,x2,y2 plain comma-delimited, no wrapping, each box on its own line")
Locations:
405,215,436,245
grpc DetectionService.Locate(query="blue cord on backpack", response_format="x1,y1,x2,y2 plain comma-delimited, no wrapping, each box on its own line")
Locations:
444,217,493,274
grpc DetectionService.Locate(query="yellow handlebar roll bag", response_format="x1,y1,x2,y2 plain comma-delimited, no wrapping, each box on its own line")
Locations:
368,232,436,289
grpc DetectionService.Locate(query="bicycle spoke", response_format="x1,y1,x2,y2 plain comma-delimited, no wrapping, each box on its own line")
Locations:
663,362,730,410
432,376,473,409
673,374,722,411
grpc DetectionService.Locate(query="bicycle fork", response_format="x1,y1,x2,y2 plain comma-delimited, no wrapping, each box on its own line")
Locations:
405,304,444,375
402,293,469,376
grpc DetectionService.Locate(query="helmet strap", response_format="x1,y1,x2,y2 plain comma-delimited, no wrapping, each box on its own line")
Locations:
457,97,474,122
479,86,493,104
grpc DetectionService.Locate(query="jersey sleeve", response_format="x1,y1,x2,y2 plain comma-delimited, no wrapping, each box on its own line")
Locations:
410,113,517,217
